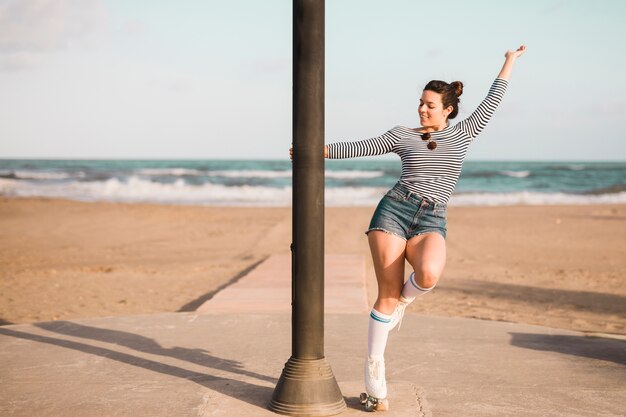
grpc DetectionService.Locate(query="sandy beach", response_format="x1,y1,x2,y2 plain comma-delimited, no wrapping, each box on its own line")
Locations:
1,197,624,335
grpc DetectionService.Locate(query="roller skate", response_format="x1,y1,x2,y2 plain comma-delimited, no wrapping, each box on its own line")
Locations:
362,356,389,411
359,392,389,412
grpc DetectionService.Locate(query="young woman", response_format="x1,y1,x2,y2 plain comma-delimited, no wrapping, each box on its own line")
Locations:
324,45,527,406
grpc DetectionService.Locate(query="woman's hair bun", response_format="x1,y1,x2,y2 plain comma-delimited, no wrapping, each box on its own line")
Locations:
450,81,463,97
423,79,463,119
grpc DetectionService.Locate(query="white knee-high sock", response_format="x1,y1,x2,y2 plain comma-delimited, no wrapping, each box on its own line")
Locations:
368,308,393,358
400,272,436,301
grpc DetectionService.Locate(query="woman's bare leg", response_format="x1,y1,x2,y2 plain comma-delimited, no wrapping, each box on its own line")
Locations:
367,231,407,315
405,232,447,290
364,230,407,400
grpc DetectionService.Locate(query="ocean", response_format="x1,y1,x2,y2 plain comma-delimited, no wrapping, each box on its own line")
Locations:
0,159,625,207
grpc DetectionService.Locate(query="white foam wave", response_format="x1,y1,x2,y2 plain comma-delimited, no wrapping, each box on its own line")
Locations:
2,178,625,207
0,176,383,206
450,191,626,206
8,170,85,180
136,168,205,176
500,170,531,178
0,177,293,206
92,177,295,205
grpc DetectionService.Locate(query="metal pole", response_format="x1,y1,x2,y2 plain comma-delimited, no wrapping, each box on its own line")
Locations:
268,0,345,415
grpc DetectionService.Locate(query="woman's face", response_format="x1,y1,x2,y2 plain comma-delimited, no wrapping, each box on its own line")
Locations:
419,90,452,130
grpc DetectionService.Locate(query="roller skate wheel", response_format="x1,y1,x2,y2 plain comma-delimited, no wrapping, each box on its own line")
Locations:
359,392,369,404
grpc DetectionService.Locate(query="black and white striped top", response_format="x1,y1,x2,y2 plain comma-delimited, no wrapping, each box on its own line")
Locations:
327,78,509,205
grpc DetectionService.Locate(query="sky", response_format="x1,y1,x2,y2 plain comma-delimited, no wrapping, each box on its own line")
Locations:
0,0,625,161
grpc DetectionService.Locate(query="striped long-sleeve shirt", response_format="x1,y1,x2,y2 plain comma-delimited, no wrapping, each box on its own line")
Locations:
327,78,509,205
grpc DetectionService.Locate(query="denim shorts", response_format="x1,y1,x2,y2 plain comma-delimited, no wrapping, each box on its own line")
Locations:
366,183,447,240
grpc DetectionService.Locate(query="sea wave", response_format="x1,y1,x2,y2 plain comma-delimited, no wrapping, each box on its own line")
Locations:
583,184,626,195
499,170,531,178
0,177,292,206
566,164,586,171
136,168,205,176
207,170,291,178
2,177,626,207
463,170,532,179
137,168,384,180
0,170,85,180
325,170,384,179
210,169,384,180
450,191,626,206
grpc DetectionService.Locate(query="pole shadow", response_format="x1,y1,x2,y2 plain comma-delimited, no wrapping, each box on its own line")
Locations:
509,332,626,366
34,321,275,383
177,257,267,312
0,324,276,411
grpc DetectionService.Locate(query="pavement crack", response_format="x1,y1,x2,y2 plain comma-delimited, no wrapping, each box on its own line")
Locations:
412,383,431,417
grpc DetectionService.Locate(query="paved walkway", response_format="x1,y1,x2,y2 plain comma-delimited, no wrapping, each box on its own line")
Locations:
197,254,368,314
1,255,625,417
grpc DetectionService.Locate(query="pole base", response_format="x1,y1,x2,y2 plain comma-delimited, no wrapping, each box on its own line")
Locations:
269,356,346,416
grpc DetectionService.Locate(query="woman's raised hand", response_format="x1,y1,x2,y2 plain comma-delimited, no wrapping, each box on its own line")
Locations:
505,45,526,60
498,45,526,80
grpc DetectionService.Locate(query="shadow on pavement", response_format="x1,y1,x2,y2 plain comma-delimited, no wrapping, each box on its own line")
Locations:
343,394,365,411
35,321,275,383
509,332,626,366
177,257,267,312
0,325,276,410
443,278,626,316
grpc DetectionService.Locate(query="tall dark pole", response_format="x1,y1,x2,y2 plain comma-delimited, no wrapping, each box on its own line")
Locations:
268,1,346,416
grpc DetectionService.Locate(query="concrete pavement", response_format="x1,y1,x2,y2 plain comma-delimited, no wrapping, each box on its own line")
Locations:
1,255,625,416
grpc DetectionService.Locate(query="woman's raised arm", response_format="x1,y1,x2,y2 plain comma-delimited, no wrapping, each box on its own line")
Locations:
497,45,526,80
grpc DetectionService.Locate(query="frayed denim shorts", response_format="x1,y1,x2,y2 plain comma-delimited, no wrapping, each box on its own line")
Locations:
366,183,447,240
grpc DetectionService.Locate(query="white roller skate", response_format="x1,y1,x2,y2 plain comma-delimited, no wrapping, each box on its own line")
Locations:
361,356,389,411
360,392,389,412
